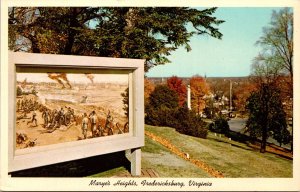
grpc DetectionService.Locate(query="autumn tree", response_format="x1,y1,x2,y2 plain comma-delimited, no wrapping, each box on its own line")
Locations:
167,76,187,107
233,82,257,113
144,78,155,105
9,7,224,72
190,76,210,114
206,78,230,101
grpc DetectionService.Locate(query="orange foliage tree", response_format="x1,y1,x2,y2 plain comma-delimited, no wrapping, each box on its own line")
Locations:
190,76,210,114
167,76,187,107
233,82,257,113
144,78,155,105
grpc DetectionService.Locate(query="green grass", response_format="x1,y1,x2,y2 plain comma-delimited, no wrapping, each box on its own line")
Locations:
88,125,292,178
145,125,292,178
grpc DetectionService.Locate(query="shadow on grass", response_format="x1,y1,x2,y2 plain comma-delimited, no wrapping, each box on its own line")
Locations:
211,131,293,160
10,151,131,177
226,131,251,143
211,138,253,151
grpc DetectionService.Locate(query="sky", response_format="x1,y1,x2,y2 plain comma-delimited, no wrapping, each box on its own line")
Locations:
17,73,128,84
146,7,283,78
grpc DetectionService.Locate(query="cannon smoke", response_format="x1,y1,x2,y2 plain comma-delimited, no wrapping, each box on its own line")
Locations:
47,73,72,88
85,73,94,84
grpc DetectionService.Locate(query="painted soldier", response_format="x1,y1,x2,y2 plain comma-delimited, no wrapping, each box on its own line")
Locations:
29,111,37,126
89,111,97,137
17,100,21,111
34,100,38,110
58,107,65,126
105,111,114,135
50,109,59,128
21,100,24,110
65,107,75,125
42,109,49,126
81,113,89,139
24,99,28,109
50,109,57,124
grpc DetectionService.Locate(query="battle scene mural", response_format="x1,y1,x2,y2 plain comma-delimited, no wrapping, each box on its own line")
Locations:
15,72,129,150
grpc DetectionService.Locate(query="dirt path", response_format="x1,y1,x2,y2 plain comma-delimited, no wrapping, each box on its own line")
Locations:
145,131,224,178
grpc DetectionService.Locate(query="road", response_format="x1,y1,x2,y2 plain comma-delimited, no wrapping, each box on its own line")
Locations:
228,118,247,132
228,117,291,149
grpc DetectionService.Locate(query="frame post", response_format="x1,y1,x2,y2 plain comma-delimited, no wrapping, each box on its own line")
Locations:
130,148,141,176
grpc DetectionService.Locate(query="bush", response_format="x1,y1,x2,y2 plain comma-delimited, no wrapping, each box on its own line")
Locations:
145,85,179,126
172,107,208,139
145,105,177,127
209,116,230,135
145,84,208,139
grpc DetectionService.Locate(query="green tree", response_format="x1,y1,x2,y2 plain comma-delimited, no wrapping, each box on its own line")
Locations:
246,83,290,153
209,116,230,135
173,106,208,139
145,85,179,126
9,7,224,72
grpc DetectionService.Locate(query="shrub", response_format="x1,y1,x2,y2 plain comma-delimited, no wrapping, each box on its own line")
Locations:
145,84,208,139
145,85,179,126
173,107,208,139
209,116,230,135
145,105,177,127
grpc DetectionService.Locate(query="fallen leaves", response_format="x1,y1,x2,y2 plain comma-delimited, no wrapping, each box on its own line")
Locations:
145,131,224,178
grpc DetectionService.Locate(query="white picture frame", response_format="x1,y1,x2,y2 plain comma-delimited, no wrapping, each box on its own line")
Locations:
8,52,145,176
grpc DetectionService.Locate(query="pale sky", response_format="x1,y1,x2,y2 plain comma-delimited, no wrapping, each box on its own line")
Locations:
16,73,128,84
146,7,284,78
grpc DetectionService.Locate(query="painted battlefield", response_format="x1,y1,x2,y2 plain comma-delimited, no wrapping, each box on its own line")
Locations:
15,72,129,150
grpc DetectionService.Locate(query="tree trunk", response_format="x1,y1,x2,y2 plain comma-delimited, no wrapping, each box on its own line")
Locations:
260,84,268,153
64,31,75,54
31,38,40,53
64,8,82,55
64,17,77,54
260,127,267,153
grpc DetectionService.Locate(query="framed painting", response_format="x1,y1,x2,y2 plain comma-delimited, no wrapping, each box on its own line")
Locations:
8,52,145,175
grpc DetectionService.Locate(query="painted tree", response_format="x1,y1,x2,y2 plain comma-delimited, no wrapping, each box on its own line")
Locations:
167,76,187,107
246,83,290,153
190,76,210,114
9,7,224,72
121,88,129,118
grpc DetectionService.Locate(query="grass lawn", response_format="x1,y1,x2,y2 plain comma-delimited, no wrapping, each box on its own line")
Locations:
91,125,292,178
145,125,292,178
